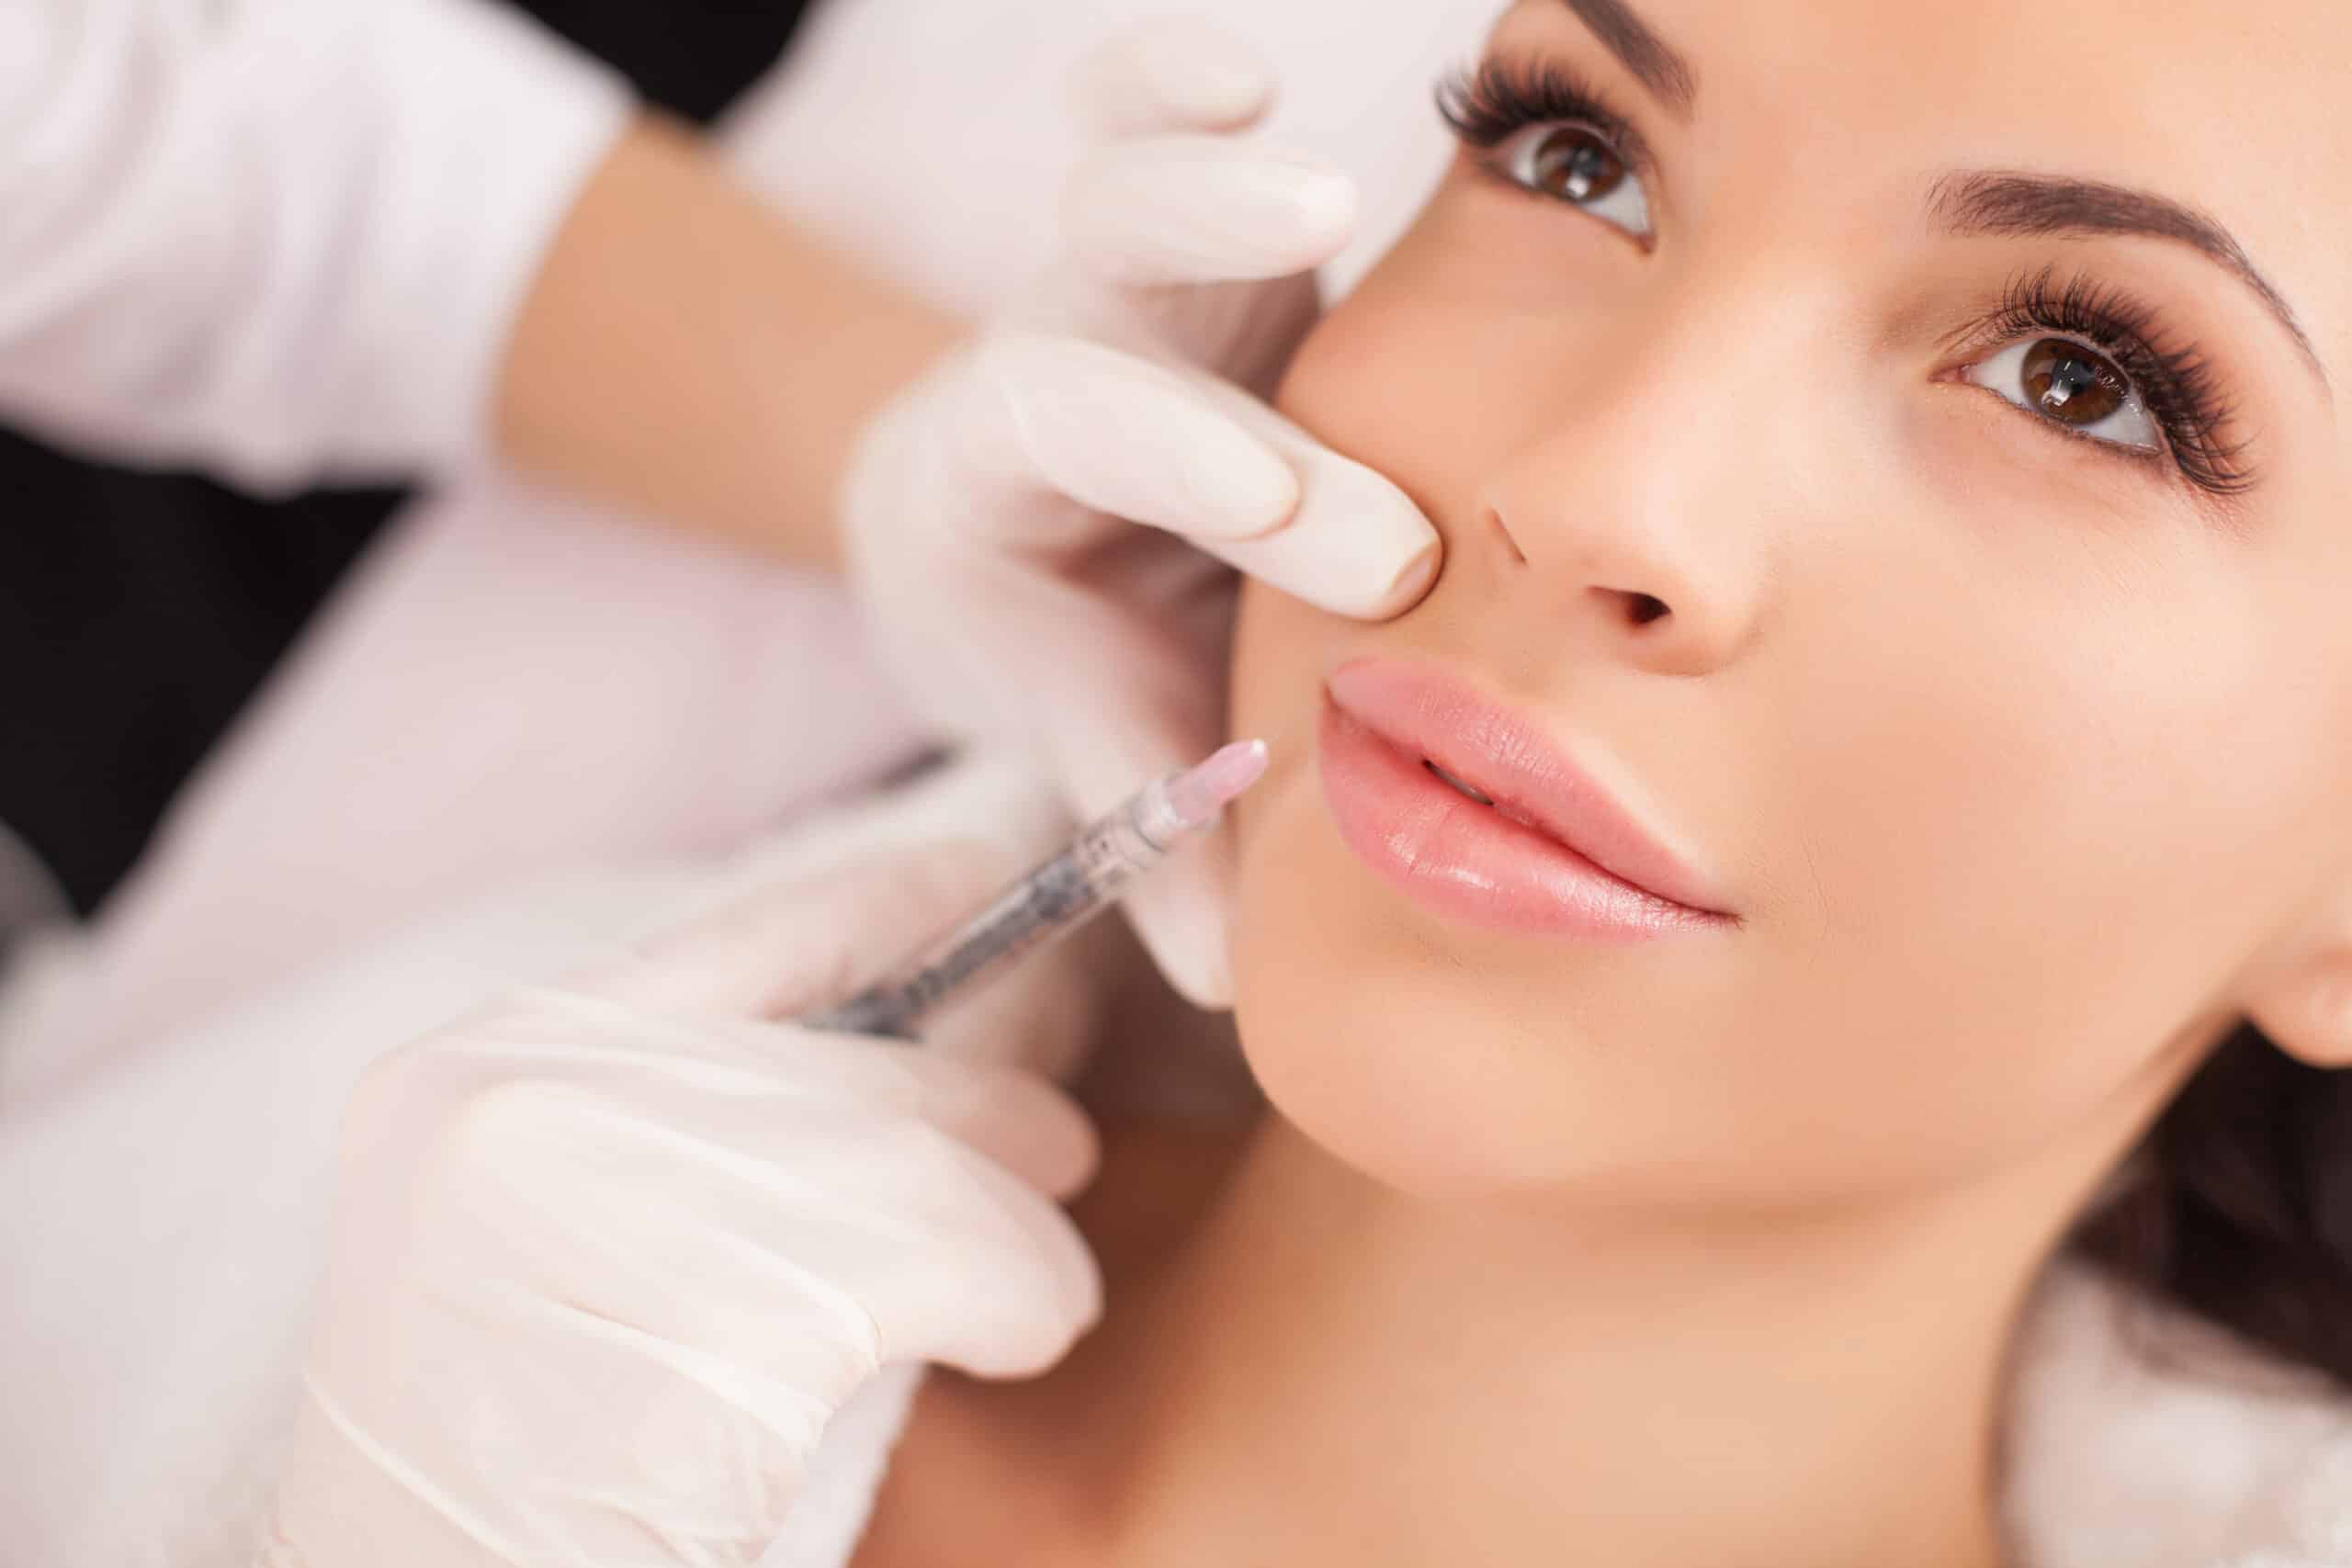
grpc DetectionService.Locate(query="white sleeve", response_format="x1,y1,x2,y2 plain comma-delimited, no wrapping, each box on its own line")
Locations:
0,0,632,492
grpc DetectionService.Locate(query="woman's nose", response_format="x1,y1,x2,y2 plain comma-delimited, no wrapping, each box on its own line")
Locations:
1472,306,1793,680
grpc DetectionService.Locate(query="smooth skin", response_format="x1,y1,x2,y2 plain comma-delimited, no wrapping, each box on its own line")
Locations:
852,1,2352,1565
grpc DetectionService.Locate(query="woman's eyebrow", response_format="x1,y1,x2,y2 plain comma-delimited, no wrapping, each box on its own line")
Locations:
1551,0,1698,118
1928,171,2326,390
1545,2,2327,393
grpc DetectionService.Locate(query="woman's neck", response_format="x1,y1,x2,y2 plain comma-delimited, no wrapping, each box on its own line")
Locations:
860,969,2167,1568
910,1098,2137,1568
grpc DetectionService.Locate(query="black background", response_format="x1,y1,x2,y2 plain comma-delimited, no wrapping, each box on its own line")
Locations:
0,0,819,916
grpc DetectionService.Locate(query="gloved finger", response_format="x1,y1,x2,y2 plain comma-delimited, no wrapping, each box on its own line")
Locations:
954,334,1440,615
956,333,1298,543
1164,365,1443,619
897,1054,1101,1201
393,1113,862,1483
573,840,1012,1019
433,995,1101,1200
1052,721,1239,1010
560,1100,1102,1378
1069,16,1273,140
867,1126,1105,1377
413,1085,1098,1398
1025,615,1241,1008
1062,134,1357,288
1120,829,1238,1011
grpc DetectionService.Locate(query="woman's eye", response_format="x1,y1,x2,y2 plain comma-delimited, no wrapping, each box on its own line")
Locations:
1962,336,2160,453
1493,122,1653,242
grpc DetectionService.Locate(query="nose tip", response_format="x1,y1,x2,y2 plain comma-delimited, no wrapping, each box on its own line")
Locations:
1482,497,1758,678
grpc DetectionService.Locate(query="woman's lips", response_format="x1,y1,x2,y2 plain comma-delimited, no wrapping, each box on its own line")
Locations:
1316,659,1731,940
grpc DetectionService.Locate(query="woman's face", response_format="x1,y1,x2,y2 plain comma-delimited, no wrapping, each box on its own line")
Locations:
1227,0,2352,1206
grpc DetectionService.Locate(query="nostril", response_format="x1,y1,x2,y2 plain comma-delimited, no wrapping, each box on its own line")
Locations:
1627,592,1669,626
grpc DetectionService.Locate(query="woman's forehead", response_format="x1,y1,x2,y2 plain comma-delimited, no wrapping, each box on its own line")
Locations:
1488,0,2345,153
1491,0,2346,79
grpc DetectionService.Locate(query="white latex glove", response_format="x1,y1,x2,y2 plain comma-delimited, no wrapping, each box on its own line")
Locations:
258,801,1106,1568
843,17,1442,1008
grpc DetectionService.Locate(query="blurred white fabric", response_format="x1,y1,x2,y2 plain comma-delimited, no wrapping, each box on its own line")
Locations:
0,0,628,490
2006,1263,2352,1567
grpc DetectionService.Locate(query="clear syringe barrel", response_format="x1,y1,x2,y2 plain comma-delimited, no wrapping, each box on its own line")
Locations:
801,773,1195,1042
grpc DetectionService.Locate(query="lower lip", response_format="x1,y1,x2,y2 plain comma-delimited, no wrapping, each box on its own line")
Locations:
1316,696,1716,941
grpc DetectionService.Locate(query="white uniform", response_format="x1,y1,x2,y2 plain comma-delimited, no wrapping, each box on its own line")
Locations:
0,0,629,491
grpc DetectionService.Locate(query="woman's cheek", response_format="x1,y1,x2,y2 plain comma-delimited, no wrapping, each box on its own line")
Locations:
1272,298,1408,467
1271,192,1509,472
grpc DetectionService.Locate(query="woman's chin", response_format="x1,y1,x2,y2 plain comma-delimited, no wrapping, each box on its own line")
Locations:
1229,777,1626,1198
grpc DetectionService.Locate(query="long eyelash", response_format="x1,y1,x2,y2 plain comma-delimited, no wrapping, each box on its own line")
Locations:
1977,264,2256,498
1439,65,2257,500
1435,56,1641,167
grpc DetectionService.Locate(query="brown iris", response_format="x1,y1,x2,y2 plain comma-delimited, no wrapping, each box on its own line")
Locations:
1526,127,1626,203
2020,338,2128,427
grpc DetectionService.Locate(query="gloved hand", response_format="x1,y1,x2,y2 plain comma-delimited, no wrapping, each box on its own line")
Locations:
842,17,1441,1009
259,791,1106,1568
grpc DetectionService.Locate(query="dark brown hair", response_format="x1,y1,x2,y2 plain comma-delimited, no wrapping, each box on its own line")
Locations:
2073,1022,2352,1386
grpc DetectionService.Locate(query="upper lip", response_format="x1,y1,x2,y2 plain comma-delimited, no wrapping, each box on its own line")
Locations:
1323,657,1730,916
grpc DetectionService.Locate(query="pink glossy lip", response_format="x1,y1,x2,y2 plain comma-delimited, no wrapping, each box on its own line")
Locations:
1317,659,1731,939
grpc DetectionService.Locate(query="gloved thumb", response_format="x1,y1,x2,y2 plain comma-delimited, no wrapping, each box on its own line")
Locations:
1042,682,1241,1010
948,333,1437,617
1121,827,1239,1012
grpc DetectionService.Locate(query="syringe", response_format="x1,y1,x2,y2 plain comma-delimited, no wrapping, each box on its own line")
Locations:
801,739,1270,1041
